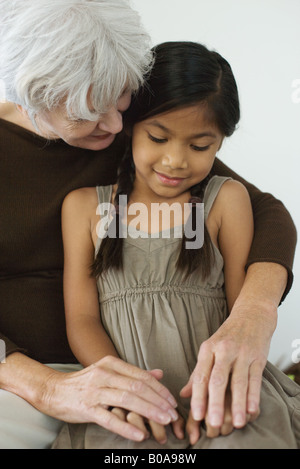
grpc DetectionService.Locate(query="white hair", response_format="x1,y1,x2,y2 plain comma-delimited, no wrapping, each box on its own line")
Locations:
0,0,153,121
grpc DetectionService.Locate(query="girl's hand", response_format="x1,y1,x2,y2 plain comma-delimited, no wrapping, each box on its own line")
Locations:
111,408,185,444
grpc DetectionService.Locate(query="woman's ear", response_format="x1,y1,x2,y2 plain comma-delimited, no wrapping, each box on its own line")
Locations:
16,104,29,119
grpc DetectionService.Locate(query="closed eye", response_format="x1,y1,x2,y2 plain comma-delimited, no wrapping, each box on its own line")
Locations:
148,133,167,144
191,144,210,152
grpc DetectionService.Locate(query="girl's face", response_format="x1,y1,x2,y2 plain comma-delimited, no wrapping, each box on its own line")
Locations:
131,105,223,202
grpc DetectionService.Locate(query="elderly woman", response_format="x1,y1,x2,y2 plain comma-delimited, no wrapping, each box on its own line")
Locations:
0,0,298,449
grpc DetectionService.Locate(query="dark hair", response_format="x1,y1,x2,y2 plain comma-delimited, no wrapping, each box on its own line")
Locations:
92,41,240,278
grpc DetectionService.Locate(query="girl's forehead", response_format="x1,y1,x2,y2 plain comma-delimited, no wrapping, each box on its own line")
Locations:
141,105,221,136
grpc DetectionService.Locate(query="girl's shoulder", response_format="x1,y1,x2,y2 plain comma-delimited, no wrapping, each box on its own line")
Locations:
63,186,98,205
62,184,118,230
214,178,250,207
206,177,252,225
62,187,99,222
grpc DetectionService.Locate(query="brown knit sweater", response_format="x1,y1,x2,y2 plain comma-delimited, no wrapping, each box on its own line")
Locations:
0,119,297,363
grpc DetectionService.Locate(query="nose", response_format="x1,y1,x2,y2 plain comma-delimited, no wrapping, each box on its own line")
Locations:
97,106,123,135
162,146,188,169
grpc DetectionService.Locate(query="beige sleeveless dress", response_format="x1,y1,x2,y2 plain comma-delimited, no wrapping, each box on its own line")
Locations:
52,176,300,449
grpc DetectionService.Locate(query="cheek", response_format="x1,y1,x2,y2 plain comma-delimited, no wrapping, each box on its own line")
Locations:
119,93,132,112
132,142,157,171
68,124,98,141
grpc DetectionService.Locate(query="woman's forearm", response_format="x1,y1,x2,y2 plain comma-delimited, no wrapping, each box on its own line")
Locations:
0,352,60,408
0,351,178,440
233,261,287,318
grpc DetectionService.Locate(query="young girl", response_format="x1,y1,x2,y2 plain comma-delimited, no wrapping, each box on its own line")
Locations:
53,42,300,449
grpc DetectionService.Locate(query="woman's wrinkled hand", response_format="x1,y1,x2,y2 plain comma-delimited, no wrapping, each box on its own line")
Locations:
186,386,260,445
40,355,178,442
180,303,271,431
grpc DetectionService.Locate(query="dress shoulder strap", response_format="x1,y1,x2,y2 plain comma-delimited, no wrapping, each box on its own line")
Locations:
95,185,114,254
203,175,232,220
96,184,113,206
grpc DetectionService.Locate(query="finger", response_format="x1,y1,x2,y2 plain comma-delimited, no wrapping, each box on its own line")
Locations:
246,360,263,416
99,357,178,408
230,360,249,428
248,407,260,422
205,421,220,438
147,369,164,380
92,360,178,422
127,412,150,438
220,421,234,436
148,420,167,444
180,375,193,398
205,409,234,438
189,345,215,421
207,360,231,428
96,388,175,426
171,414,185,440
110,407,127,421
186,411,201,445
94,407,146,442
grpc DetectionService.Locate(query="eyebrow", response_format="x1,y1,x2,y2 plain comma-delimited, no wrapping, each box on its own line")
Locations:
147,120,217,139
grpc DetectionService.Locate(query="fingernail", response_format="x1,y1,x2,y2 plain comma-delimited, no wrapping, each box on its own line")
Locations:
159,438,167,445
234,413,244,427
193,408,202,421
133,430,145,441
210,413,221,427
168,408,178,421
248,402,257,413
158,413,171,425
168,396,178,407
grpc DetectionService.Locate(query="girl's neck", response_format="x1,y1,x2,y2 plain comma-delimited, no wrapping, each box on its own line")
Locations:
127,183,192,234
129,181,191,207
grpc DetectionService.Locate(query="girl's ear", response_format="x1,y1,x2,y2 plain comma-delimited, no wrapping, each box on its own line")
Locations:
217,138,224,152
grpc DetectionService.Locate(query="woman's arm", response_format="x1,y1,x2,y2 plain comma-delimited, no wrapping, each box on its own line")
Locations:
181,180,262,429
0,351,177,441
211,158,297,302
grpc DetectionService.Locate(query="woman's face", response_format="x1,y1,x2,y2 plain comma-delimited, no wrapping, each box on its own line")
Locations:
36,87,132,151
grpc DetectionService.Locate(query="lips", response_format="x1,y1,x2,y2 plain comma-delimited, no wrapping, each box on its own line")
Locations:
155,171,186,186
90,133,112,140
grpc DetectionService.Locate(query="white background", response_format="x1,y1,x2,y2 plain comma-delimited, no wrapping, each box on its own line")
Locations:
132,0,300,369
